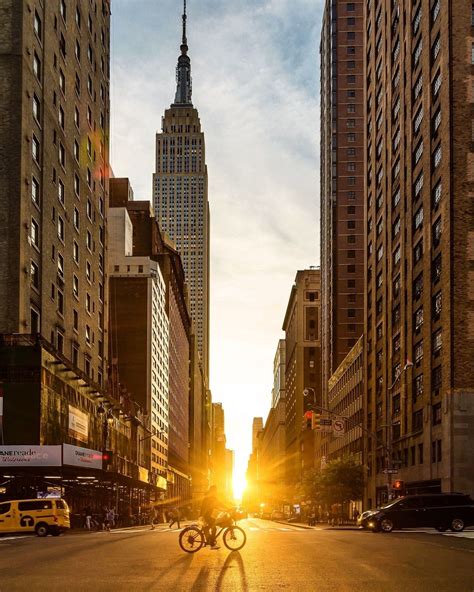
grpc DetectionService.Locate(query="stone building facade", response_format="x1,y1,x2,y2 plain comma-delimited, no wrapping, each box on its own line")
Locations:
320,0,365,406
365,0,474,505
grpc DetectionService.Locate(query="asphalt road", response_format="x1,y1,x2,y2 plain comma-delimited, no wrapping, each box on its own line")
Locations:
0,518,473,592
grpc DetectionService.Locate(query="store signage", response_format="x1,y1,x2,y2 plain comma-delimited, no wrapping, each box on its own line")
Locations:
139,467,149,483
0,445,62,467
156,475,167,491
63,444,102,470
68,405,89,443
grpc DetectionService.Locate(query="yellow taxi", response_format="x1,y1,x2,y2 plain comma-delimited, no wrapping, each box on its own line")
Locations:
0,498,70,537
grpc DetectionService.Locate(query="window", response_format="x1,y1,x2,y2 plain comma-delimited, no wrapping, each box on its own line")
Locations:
414,106,423,133
348,162,356,172
59,105,65,129
413,6,422,33
414,73,423,101
393,245,401,265
74,173,80,197
58,179,65,205
433,70,442,97
30,218,39,247
58,291,64,317
414,39,423,66
432,0,440,22
414,273,423,299
86,230,92,251
86,292,91,313
86,261,92,282
392,217,400,238
393,188,400,208
433,254,442,283
60,0,66,20
348,133,355,142
415,340,423,365
347,17,355,25
433,291,442,319
85,325,91,345
73,207,80,230
31,176,40,206
433,181,441,208
87,199,92,220
414,240,423,264
472,43,474,65
433,217,442,246
57,216,64,242
414,206,424,230
32,135,40,163
432,35,441,62
433,144,442,168
30,260,39,289
34,10,42,39
414,140,423,164
415,374,424,397
73,241,79,264
33,94,40,121
73,275,79,298
76,6,81,28
59,143,65,167
433,329,442,352
413,410,423,432
59,69,65,94
33,52,41,80
414,172,424,199
75,73,81,95
432,366,442,390
74,140,80,161
432,402,442,425
415,307,424,330
433,109,441,132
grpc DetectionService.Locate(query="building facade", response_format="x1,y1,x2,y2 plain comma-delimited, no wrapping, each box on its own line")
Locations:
365,0,474,506
152,6,210,378
283,269,322,489
108,198,170,486
320,0,365,406
0,0,110,387
272,340,286,408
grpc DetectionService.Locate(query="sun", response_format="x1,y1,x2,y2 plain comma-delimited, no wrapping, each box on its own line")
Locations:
233,473,247,501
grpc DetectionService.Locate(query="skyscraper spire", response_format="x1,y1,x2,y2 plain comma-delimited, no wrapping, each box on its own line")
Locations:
174,0,192,105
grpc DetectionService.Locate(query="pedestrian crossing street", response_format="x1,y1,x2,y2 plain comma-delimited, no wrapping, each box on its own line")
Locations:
1,523,473,543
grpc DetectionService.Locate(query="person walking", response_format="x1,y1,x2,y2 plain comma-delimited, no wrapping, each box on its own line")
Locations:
84,506,92,530
169,506,181,529
150,505,159,530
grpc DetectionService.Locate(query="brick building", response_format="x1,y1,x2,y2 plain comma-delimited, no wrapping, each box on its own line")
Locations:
365,0,474,505
283,269,322,489
320,0,365,406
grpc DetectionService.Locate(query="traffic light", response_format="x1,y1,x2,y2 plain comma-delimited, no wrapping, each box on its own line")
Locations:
102,450,114,470
303,411,313,430
392,480,405,494
312,413,322,430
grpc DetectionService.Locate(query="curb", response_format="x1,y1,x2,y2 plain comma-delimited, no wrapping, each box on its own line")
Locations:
274,521,363,531
274,521,315,530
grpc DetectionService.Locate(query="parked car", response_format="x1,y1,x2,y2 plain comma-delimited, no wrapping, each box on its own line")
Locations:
0,498,70,537
270,510,286,521
361,493,474,533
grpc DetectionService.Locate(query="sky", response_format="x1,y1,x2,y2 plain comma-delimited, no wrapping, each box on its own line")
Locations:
110,0,323,497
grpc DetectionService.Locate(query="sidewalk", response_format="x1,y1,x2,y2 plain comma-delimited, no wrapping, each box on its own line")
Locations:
275,520,361,531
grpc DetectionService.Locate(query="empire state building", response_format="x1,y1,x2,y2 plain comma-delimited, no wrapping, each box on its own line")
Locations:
153,2,210,377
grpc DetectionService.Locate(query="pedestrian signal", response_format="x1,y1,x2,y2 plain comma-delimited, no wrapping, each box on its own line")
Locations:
393,479,405,491
312,413,321,430
303,411,313,430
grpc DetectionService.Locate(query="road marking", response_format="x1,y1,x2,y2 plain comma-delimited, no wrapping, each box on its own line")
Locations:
442,532,474,539
0,536,29,542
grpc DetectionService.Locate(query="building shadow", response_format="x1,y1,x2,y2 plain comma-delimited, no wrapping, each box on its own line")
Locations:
214,551,248,592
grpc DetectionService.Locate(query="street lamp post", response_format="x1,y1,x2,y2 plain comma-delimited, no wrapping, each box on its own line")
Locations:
385,362,413,501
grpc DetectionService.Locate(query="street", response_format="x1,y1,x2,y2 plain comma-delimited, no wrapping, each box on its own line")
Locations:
0,519,473,592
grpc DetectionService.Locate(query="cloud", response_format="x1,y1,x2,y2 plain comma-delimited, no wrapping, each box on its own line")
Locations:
111,0,323,486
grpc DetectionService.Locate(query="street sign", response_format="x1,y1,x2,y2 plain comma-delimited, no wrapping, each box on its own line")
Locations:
332,417,345,437
320,417,332,433
382,469,399,475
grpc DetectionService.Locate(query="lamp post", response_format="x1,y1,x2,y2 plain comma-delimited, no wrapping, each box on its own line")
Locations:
385,361,413,501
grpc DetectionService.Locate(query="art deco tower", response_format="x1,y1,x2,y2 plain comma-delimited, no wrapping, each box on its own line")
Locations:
153,1,210,378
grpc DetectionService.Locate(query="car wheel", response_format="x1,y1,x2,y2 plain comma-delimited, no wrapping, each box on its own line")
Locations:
35,523,49,537
435,526,447,532
380,518,394,533
450,518,465,532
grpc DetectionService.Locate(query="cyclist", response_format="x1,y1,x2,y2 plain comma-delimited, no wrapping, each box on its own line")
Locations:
200,485,227,547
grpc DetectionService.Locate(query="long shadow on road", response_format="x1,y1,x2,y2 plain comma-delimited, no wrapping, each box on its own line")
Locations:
214,551,248,592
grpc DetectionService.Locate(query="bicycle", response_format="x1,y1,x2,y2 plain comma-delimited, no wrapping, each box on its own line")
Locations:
178,512,247,553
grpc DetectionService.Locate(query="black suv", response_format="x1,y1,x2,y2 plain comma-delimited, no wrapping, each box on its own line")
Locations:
361,493,474,533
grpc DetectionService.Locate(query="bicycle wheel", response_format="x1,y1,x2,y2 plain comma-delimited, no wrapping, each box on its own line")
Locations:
179,526,205,553
223,526,247,551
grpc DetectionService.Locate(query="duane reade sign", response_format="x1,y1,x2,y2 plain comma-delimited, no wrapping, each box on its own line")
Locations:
0,445,62,466
63,444,102,470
